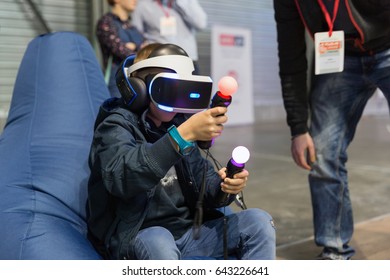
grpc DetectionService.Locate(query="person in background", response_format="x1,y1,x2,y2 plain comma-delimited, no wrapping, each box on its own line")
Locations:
273,0,390,260
87,43,276,260
96,0,147,97
131,0,206,74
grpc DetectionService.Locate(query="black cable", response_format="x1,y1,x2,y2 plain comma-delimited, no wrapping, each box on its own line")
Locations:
234,191,248,210
200,148,229,259
200,149,222,170
196,148,248,258
192,154,208,240
223,215,228,260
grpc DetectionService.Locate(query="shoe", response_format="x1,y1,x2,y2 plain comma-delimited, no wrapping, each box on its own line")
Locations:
316,252,351,260
316,253,332,260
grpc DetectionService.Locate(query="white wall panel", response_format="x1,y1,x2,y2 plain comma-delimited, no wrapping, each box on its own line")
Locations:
197,0,284,120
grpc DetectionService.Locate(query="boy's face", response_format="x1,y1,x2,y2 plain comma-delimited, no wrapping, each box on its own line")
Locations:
135,67,178,126
135,67,188,126
147,102,176,126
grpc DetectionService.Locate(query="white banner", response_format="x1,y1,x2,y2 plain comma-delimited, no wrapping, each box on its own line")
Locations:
211,25,254,126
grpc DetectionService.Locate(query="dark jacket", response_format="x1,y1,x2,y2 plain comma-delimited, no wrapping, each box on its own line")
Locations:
96,13,144,71
87,98,231,259
274,0,390,137
96,13,144,93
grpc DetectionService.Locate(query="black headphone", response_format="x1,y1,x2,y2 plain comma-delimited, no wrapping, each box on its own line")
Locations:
115,44,191,114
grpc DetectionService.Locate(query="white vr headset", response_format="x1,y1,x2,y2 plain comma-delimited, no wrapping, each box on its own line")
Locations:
116,54,213,114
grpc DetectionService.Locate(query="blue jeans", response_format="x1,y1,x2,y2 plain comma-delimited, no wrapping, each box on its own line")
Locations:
132,208,276,260
309,48,390,260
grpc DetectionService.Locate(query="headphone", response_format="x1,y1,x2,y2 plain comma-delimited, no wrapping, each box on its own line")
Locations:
115,44,213,114
115,54,149,114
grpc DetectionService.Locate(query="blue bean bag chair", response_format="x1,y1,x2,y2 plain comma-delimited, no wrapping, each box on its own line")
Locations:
0,32,109,259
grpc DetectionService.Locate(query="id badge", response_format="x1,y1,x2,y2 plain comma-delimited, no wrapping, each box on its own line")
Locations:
314,31,344,75
160,16,177,36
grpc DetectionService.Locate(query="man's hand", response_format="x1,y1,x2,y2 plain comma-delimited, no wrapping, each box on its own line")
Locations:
291,132,316,170
177,107,228,142
217,167,249,195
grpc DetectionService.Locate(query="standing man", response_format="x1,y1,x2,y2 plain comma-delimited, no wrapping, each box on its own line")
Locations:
273,0,390,260
131,0,207,74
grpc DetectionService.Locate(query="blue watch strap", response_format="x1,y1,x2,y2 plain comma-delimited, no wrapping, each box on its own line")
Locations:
168,125,194,154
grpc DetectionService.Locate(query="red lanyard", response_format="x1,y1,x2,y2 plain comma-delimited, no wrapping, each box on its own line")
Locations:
317,0,340,37
157,0,172,17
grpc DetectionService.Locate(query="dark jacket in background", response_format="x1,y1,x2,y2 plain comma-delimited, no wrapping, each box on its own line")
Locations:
273,0,390,136
96,13,144,96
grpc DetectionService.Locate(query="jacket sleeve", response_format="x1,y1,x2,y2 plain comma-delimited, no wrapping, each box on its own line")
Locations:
274,0,310,137
91,113,182,200
96,15,135,60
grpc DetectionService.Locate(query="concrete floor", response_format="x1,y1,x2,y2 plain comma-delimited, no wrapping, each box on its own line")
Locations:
209,114,390,258
1,114,389,259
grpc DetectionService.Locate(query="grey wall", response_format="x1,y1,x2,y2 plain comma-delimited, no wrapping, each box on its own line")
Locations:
0,0,92,121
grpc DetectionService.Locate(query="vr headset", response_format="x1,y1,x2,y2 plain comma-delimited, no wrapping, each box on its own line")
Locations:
116,54,213,114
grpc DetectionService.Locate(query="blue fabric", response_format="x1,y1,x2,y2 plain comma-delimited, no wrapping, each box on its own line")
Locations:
0,32,109,259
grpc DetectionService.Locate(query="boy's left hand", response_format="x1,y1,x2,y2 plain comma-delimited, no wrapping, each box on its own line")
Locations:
217,167,249,195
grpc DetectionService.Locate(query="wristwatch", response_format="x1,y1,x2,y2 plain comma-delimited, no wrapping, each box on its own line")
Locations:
168,125,194,155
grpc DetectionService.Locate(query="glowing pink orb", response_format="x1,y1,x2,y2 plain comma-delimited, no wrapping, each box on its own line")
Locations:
218,76,238,96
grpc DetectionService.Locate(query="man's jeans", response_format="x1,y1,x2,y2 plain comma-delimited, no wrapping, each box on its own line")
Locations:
132,208,276,260
309,48,390,260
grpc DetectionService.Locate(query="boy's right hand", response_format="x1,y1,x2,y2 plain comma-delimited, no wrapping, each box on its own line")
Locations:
177,107,228,142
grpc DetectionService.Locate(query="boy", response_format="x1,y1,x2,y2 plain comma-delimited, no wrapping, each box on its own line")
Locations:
87,43,276,260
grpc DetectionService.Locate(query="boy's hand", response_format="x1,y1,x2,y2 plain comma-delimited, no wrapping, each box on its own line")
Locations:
177,107,228,142
218,167,249,195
